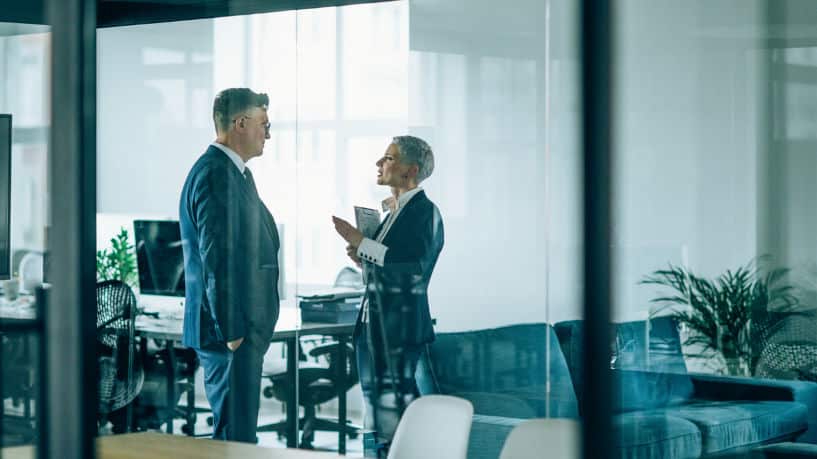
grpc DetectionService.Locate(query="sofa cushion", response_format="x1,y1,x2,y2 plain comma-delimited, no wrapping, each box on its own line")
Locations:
473,413,703,459
556,316,695,413
614,369,695,413
420,323,579,418
615,412,702,459
660,400,808,454
614,317,688,373
553,320,586,406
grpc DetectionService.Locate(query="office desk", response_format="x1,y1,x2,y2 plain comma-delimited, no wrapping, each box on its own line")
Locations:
0,300,40,443
0,298,38,328
136,307,357,452
1,301,358,453
2,432,344,459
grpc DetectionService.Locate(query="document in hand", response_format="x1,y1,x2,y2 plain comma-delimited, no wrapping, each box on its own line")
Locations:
354,206,381,238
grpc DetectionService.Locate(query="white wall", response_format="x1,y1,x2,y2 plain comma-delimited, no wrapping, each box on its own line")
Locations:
408,0,778,329
97,19,216,217
0,31,50,258
613,1,762,320
409,0,561,330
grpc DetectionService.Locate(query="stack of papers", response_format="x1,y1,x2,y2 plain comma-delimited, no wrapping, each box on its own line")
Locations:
297,286,363,302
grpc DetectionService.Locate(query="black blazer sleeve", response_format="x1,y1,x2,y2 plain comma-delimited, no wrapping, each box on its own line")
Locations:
192,167,247,342
363,193,443,347
381,203,443,278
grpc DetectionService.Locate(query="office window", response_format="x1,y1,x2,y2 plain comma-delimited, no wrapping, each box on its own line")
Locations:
0,32,49,259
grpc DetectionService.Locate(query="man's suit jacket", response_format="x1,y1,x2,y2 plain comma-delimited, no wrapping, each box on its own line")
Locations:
179,146,280,350
356,190,444,352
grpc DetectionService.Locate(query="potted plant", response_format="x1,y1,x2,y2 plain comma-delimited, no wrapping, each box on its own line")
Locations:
96,227,137,290
641,260,801,376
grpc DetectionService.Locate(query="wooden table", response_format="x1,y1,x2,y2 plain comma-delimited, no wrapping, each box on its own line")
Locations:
2,432,346,459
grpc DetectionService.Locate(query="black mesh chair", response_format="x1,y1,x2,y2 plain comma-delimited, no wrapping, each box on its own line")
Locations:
260,339,359,448
96,280,144,432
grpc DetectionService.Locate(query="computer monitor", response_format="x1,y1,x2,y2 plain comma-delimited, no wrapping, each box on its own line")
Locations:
0,115,11,280
133,219,185,297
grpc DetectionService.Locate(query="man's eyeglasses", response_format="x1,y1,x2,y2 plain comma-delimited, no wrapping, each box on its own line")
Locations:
234,115,271,132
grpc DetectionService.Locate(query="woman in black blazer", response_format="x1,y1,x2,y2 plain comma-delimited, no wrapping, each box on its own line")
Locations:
332,135,444,451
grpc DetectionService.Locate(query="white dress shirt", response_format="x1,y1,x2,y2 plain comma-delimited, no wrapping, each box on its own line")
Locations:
211,142,246,175
357,187,423,323
357,187,424,267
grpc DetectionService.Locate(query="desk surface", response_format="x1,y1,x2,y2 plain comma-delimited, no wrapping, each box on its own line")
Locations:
0,301,355,342
0,296,38,327
1,432,345,459
136,306,355,341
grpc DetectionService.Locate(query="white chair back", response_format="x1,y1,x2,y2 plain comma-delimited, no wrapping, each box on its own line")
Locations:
18,251,43,292
500,418,580,459
387,395,473,459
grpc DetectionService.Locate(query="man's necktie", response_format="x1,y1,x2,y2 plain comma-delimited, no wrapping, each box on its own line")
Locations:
244,167,259,198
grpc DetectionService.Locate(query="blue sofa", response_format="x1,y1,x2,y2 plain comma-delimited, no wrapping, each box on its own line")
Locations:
416,317,817,459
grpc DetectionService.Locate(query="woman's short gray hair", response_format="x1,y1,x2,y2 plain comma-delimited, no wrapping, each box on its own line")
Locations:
392,135,434,183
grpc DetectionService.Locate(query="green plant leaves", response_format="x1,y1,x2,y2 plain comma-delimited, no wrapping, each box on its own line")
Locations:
96,227,137,289
641,259,801,376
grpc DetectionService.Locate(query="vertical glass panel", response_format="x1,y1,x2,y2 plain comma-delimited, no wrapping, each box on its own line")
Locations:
609,1,817,458
242,10,301,449
1,20,49,453
406,0,580,458
96,13,298,447
341,3,408,120
295,2,408,454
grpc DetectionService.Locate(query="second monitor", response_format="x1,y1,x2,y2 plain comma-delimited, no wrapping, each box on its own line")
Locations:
134,219,185,298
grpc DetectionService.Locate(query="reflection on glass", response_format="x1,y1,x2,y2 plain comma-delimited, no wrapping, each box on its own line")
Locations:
1,22,49,453
341,3,408,120
610,1,817,458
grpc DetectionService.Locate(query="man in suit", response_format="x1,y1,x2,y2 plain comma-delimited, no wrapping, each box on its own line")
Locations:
179,88,280,443
332,136,444,453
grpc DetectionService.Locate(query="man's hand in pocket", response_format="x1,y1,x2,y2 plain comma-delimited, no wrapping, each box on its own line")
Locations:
227,337,244,352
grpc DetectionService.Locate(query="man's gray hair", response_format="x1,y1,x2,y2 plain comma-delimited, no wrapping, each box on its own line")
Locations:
392,135,434,183
213,88,269,133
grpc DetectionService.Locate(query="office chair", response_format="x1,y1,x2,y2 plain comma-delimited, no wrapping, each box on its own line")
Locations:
129,343,201,435
334,266,363,290
259,266,363,447
499,418,579,459
17,251,43,293
96,279,144,433
260,339,360,448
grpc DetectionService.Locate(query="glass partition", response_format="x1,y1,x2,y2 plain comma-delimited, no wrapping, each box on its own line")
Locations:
94,2,412,454
292,3,408,454
0,19,49,453
610,1,817,458
402,0,578,457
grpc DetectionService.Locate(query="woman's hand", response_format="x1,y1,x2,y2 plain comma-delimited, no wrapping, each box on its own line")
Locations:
332,216,364,248
346,244,362,267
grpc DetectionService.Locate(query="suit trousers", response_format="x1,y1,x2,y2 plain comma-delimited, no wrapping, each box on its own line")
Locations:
195,338,269,443
354,326,433,445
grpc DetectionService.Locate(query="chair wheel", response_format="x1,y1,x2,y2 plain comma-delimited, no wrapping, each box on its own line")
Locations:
263,387,274,398
206,416,214,426
181,424,193,435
